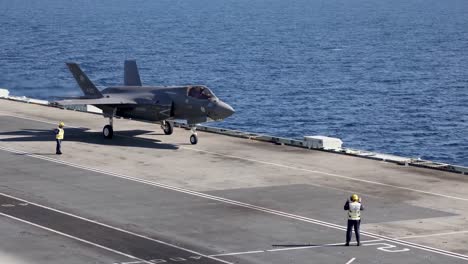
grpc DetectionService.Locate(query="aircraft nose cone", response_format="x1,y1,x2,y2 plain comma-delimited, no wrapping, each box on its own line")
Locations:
216,101,235,119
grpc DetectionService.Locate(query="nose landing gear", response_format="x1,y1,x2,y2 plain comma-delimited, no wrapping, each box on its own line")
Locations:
189,127,198,145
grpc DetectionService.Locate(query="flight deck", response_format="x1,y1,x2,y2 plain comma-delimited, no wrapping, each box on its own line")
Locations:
1,99,468,264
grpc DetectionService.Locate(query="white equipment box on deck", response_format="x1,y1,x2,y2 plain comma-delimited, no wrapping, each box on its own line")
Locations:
0,89,9,98
304,136,343,150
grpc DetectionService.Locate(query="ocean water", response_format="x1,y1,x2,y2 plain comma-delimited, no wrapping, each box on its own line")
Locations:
1,0,467,166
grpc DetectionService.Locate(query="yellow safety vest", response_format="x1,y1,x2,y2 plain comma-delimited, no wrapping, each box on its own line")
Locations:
56,128,64,140
348,202,361,220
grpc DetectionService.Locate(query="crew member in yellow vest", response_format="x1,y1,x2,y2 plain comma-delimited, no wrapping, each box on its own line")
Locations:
54,122,65,155
344,194,364,246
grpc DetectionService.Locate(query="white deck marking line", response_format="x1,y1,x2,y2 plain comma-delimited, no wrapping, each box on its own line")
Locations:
399,230,468,240
0,190,231,264
1,147,468,261
0,212,150,264
113,261,145,264
208,239,382,257
0,113,60,126
183,147,468,202
209,250,265,257
3,112,468,202
345,257,356,264
112,261,142,264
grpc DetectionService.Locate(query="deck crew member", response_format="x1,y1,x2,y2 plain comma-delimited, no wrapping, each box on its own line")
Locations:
54,122,65,155
344,194,364,246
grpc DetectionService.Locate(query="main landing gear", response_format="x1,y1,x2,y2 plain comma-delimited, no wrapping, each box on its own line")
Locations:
103,116,114,139
189,127,198,145
101,116,198,144
161,121,173,135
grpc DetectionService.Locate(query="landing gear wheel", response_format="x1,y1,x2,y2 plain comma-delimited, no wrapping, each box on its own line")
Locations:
190,134,198,145
162,121,173,135
103,125,113,139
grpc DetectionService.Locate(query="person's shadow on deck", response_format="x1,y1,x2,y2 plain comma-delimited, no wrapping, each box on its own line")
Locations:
272,244,343,247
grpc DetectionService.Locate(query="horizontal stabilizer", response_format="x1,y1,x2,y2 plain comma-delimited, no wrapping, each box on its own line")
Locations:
55,97,137,106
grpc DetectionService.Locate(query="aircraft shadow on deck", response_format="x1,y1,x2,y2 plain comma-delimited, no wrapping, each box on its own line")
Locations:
0,128,179,150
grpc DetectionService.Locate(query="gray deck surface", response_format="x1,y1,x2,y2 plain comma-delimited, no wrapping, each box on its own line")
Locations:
1,99,468,264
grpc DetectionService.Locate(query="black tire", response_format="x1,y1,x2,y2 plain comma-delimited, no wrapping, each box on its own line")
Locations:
190,134,198,145
103,125,113,139
163,121,173,135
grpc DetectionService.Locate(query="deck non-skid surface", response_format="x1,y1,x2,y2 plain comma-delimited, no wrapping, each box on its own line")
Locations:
1,101,468,264
0,193,223,264
0,147,466,264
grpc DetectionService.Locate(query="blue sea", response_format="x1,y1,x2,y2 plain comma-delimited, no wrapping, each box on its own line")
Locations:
1,0,467,166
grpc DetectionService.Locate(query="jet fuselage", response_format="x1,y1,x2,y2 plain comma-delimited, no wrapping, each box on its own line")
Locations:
98,85,234,125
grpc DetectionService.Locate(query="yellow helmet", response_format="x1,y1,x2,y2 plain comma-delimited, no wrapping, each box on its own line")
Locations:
59,122,65,127
350,194,359,202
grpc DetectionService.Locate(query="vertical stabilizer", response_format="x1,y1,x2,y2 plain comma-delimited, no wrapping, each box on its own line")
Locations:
66,63,103,98
124,60,142,86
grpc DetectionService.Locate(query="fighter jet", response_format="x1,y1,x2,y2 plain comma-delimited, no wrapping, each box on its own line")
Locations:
55,60,235,145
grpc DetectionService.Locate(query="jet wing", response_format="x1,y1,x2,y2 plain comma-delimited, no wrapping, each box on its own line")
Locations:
55,97,137,106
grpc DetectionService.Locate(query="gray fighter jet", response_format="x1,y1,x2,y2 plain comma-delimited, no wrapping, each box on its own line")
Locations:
56,60,235,145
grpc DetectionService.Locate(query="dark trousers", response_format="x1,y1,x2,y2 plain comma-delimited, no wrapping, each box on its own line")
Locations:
346,219,361,244
56,139,62,154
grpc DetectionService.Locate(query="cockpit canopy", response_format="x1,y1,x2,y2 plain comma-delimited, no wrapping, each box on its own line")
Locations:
187,86,216,100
